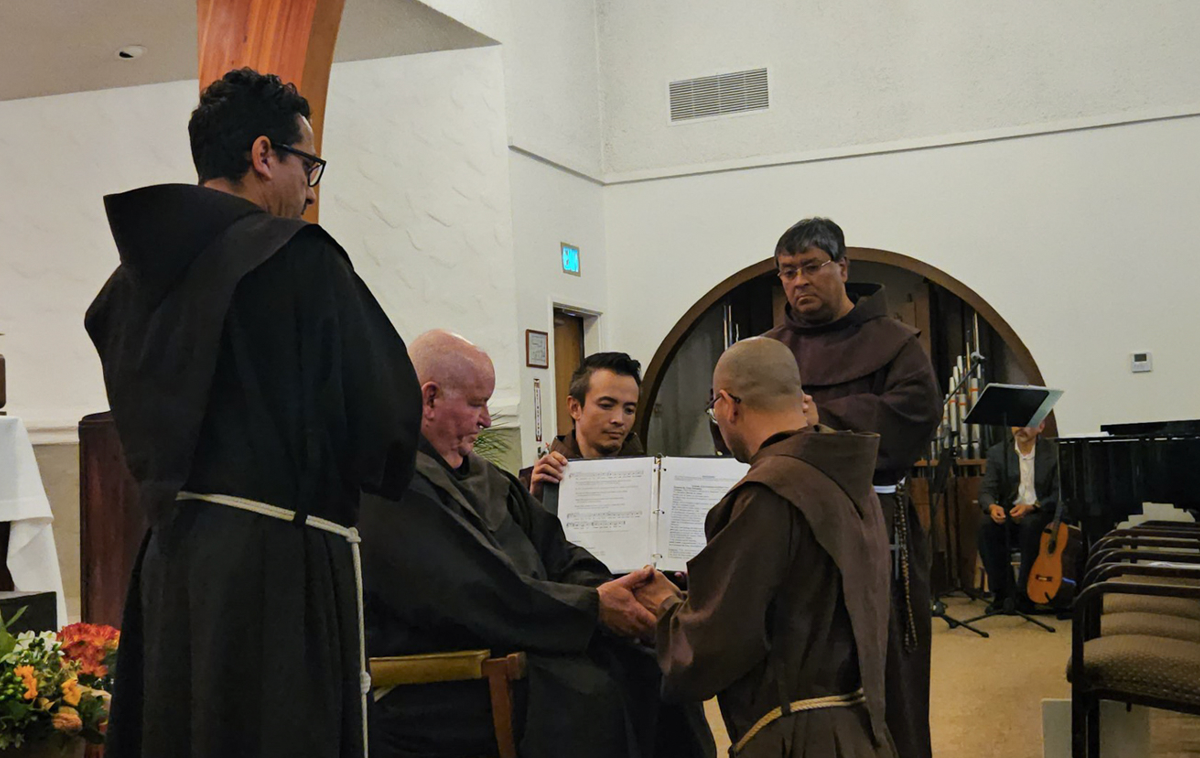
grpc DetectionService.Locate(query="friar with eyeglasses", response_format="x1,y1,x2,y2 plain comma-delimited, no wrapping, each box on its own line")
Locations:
760,217,941,758
85,68,422,758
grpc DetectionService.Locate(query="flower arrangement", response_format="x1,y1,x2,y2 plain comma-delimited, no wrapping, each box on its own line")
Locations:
0,609,118,750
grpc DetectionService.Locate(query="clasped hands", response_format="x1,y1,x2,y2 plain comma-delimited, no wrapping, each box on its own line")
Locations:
596,566,684,642
988,503,1037,524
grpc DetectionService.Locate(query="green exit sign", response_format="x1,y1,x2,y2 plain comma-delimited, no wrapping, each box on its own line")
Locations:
561,243,581,276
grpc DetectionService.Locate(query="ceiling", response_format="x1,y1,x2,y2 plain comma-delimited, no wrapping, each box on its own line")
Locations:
0,0,496,102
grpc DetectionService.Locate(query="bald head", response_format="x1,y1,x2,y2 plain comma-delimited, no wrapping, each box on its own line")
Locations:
713,338,803,412
409,330,496,467
409,329,494,390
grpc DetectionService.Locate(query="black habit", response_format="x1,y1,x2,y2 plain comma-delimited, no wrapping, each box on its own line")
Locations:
762,284,941,758
360,439,715,758
86,184,422,758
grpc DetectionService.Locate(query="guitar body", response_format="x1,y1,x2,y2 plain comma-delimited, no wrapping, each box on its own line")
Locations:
1027,520,1084,605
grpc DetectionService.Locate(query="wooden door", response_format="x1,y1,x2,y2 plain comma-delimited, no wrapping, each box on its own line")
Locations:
553,311,585,438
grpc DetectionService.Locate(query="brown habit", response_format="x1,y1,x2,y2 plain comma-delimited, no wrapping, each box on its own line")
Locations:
656,427,893,757
761,283,941,758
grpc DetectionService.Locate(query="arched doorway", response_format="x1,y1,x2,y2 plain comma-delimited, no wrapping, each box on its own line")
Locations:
635,246,1053,451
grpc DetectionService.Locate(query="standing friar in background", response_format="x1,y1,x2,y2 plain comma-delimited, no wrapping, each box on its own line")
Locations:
761,217,941,758
85,68,422,757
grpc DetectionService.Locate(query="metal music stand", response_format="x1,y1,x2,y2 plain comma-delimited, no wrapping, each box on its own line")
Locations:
959,384,1064,633
927,362,989,638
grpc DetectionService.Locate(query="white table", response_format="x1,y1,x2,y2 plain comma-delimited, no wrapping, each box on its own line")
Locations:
0,416,68,626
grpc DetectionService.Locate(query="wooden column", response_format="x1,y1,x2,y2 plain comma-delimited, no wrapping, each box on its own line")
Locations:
79,414,146,627
197,0,346,221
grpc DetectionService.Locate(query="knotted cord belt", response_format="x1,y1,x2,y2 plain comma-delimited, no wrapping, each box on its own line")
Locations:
730,688,866,755
894,487,919,654
877,480,918,653
178,492,370,757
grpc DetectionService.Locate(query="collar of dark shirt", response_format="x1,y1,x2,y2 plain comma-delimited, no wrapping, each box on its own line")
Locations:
419,434,472,480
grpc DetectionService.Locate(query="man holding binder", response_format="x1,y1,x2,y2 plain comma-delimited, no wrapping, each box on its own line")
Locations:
520,351,646,498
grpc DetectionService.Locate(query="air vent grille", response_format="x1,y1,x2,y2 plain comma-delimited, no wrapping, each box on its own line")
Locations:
669,67,769,122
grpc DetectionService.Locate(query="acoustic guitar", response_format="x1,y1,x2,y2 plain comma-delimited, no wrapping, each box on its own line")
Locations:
1026,497,1083,605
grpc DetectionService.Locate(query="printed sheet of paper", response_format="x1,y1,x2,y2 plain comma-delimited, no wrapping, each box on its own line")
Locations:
557,457,657,573
656,457,749,572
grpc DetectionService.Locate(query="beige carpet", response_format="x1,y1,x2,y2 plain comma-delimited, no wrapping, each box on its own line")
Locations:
702,596,1200,757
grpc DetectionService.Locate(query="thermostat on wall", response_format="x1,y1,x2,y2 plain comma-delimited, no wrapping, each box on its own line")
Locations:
561,243,581,276
1131,351,1152,373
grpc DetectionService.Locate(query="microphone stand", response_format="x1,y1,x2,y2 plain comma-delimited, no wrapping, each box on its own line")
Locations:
928,359,989,638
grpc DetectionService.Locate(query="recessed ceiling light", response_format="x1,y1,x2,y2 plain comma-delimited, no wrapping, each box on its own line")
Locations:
116,45,147,60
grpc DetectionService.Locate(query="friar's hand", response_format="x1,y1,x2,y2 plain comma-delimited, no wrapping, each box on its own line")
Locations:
802,394,820,427
597,567,656,639
529,451,568,498
634,568,684,616
988,504,1007,524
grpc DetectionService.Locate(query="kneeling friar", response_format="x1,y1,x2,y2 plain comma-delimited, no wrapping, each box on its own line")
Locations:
636,337,895,758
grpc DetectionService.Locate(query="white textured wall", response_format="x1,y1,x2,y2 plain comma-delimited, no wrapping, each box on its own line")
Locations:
597,0,1200,177
509,151,607,464
604,115,1200,435
418,0,511,45
504,0,604,176
0,80,198,436
0,48,520,437
323,49,521,421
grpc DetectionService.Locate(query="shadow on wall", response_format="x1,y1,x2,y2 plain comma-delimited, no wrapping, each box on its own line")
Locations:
31,443,81,623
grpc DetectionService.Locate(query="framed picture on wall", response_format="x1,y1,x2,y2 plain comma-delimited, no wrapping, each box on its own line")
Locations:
526,329,550,369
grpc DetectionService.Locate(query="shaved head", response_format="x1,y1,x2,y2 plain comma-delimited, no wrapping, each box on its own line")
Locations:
409,329,495,466
409,329,494,391
713,338,804,412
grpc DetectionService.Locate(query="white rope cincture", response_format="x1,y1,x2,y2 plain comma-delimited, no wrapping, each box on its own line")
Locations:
177,491,370,758
873,476,905,495
731,688,866,755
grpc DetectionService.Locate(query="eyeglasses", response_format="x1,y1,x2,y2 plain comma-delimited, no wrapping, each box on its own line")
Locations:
777,258,836,282
705,391,742,423
274,144,327,187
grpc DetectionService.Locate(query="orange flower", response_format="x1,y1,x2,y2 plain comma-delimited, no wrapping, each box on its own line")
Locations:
61,677,82,707
52,706,83,734
59,623,120,678
14,665,38,700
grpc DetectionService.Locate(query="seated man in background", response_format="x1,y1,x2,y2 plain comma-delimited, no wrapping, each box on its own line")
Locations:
635,337,894,757
520,352,644,499
360,330,715,758
977,421,1059,613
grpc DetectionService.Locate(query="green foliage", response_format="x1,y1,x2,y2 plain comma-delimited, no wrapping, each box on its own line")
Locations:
0,606,27,658
473,426,514,468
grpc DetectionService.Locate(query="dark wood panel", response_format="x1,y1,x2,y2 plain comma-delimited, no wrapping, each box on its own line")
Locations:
911,463,986,596
79,413,146,628
955,475,984,591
